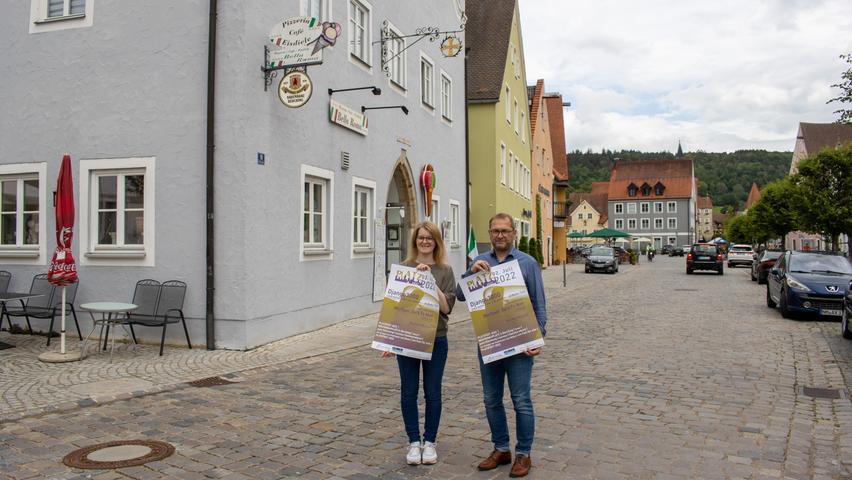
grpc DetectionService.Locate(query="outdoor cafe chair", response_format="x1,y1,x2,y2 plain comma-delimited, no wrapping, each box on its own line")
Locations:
125,280,191,356
0,271,11,293
114,279,160,350
3,274,82,345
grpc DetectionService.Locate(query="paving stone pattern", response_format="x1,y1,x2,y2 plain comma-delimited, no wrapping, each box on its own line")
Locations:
2,257,852,479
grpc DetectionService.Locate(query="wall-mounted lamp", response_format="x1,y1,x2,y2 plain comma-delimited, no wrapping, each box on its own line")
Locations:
328,86,382,96
361,105,409,115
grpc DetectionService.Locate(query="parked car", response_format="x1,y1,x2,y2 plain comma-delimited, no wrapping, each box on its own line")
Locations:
842,280,852,339
585,245,619,274
682,245,693,254
751,250,783,284
671,246,685,257
766,251,852,319
661,244,674,256
686,243,723,274
727,244,755,268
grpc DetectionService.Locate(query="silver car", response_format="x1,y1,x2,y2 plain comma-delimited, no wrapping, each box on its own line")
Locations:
585,245,618,274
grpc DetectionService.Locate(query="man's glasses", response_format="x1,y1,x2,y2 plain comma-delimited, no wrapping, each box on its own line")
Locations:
417,236,435,243
489,229,514,236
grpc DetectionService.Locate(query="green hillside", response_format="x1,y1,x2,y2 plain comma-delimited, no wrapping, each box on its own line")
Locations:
566,149,792,208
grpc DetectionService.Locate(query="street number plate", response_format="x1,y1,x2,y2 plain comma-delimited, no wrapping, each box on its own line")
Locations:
821,309,842,317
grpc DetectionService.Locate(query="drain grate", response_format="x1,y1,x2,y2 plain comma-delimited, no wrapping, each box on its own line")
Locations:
673,288,698,292
801,386,846,399
188,376,237,387
63,440,174,469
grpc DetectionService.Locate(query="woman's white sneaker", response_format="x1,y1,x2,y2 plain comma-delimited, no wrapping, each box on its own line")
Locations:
406,442,422,465
421,441,438,464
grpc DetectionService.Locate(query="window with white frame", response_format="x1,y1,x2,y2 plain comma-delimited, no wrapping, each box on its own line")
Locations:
614,203,623,214
513,98,519,133
440,72,452,120
505,85,511,123
640,202,649,213
47,0,86,19
300,165,334,258
500,143,506,185
668,236,677,245
627,203,636,214
79,157,155,266
521,111,526,143
654,218,663,229
30,0,93,33
587,213,593,219
513,44,520,78
304,0,330,20
449,200,460,246
667,201,677,213
0,163,47,262
628,218,637,230
508,151,514,190
615,218,624,229
348,0,370,65
514,158,520,192
352,178,375,253
654,201,663,213
420,54,434,107
640,218,650,229
667,218,677,229
428,194,440,224
386,25,405,88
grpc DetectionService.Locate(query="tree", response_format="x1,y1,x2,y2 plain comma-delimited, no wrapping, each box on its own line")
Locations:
518,236,529,255
724,214,754,245
746,178,801,249
791,142,852,254
828,53,852,124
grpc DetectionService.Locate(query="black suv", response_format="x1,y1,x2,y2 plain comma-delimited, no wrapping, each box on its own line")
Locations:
686,243,723,275
661,244,674,256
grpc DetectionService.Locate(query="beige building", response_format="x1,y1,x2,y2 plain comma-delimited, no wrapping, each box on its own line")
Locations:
696,196,713,242
545,93,570,265
567,192,608,247
528,79,554,265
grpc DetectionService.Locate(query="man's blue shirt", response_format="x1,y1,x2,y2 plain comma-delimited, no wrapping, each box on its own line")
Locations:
457,247,547,336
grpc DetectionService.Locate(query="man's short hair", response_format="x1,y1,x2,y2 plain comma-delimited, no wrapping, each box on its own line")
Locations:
489,213,515,230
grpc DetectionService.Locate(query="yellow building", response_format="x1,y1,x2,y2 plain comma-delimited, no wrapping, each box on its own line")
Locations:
528,80,554,266
466,0,532,249
567,192,609,247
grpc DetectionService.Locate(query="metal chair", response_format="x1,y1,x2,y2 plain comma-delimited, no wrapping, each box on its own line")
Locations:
126,280,191,356
0,271,11,293
3,274,53,336
118,279,161,350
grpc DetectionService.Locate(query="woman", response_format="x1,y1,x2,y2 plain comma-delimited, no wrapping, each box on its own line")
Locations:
382,221,456,465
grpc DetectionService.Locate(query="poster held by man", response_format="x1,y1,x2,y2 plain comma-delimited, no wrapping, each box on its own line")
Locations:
371,264,440,360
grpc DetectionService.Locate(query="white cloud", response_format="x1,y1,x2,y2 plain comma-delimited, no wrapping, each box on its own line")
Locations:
519,0,852,152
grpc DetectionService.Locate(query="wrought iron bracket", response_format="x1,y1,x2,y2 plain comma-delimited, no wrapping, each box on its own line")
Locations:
261,46,318,91
377,21,465,78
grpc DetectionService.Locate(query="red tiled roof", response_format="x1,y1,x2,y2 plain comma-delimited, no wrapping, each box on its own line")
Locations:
590,182,609,194
465,0,516,102
568,192,609,217
799,122,852,156
607,159,694,200
745,182,761,209
544,94,568,179
697,196,713,209
528,80,544,133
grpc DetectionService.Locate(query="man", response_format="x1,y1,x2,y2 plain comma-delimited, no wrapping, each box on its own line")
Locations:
458,213,547,478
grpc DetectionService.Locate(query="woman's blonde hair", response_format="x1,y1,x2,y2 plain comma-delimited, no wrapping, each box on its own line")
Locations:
403,221,447,266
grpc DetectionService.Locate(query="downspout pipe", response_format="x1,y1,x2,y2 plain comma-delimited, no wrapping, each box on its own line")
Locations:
464,47,471,268
205,0,217,350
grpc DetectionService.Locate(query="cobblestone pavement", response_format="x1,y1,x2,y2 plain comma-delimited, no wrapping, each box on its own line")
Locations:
3,256,852,479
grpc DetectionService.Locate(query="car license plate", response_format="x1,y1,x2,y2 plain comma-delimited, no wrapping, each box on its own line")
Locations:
698,256,709,260
821,309,842,316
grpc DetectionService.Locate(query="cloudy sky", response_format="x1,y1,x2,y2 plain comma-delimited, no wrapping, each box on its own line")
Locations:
518,0,852,153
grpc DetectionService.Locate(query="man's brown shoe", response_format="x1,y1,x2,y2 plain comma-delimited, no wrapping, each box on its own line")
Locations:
477,449,512,470
509,454,531,477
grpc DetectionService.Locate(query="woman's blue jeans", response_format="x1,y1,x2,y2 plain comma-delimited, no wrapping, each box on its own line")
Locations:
396,336,448,443
478,350,535,456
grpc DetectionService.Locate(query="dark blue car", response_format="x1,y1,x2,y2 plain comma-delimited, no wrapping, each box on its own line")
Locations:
843,280,852,339
766,251,852,319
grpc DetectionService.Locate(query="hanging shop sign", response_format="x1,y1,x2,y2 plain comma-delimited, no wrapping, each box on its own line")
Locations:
278,71,313,108
267,17,325,68
420,164,436,218
440,35,462,57
329,99,368,135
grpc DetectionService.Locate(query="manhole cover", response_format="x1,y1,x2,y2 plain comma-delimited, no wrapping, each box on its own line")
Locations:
63,440,174,469
801,386,845,399
188,376,236,387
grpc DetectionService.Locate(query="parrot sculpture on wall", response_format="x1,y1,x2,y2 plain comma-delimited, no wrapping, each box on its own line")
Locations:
420,164,436,219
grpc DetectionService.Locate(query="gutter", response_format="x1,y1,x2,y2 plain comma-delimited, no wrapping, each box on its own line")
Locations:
205,0,217,350
464,48,471,267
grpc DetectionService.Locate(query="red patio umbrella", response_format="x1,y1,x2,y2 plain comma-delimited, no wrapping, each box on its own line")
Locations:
47,154,78,355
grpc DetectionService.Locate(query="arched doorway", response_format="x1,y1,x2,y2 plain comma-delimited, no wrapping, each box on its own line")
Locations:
385,152,417,274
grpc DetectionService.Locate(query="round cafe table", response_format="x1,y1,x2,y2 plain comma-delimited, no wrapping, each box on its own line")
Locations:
80,302,138,361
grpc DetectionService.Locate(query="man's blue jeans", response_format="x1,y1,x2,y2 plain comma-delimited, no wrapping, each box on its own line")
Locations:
397,336,448,443
478,350,535,456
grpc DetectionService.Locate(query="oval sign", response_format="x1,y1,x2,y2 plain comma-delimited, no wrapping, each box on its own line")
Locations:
278,71,313,108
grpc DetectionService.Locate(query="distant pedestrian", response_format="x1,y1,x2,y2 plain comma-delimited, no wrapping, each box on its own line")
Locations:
381,221,456,466
457,213,547,478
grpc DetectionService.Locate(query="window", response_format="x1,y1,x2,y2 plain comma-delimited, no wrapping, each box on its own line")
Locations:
614,203,623,214
627,203,636,214
627,219,637,230
654,202,663,213
304,0,331,20
428,194,441,224
654,182,665,195
668,236,677,245
440,72,452,120
352,177,375,254
627,183,637,197
641,183,651,196
615,219,624,229
521,111,526,143
449,200,460,246
640,202,649,213
514,158,519,192
300,164,334,260
420,54,434,108
512,44,520,78
386,24,405,88
667,201,677,213
505,85,511,123
348,0,371,65
507,151,514,190
587,213,593,219
668,218,677,229
577,213,583,220
30,0,93,33
654,218,663,229
513,99,519,133
79,157,155,266
641,218,650,229
499,144,506,185
0,163,47,263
